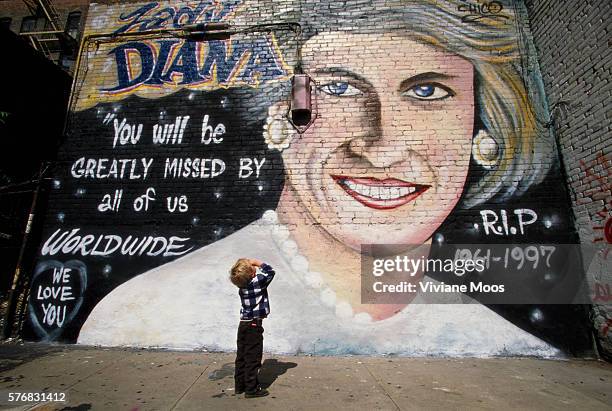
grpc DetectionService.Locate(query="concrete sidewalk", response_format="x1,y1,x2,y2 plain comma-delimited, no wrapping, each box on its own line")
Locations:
0,342,610,411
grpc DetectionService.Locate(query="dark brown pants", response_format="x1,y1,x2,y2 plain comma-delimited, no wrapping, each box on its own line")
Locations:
234,318,264,393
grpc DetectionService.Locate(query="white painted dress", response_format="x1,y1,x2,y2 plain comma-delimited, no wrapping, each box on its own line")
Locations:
78,211,561,357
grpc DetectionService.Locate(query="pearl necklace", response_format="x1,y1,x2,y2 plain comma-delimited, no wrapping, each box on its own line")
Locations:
261,210,374,325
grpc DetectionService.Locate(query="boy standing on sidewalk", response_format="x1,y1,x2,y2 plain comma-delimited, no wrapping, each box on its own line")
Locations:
229,258,276,398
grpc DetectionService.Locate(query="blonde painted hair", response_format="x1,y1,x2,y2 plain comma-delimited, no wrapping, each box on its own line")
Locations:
230,258,254,288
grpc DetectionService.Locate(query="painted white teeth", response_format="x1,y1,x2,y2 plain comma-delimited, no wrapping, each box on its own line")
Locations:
343,180,418,200
381,187,392,200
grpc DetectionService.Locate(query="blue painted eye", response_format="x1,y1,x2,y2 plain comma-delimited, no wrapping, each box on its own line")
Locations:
320,82,362,96
404,83,453,100
414,85,435,97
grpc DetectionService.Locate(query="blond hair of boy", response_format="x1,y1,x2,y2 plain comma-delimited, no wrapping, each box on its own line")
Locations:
229,258,256,288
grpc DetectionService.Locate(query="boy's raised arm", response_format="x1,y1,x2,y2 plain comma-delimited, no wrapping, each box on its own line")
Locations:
256,263,275,287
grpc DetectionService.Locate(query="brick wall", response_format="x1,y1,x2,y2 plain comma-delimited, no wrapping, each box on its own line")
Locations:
525,0,612,359
21,0,595,357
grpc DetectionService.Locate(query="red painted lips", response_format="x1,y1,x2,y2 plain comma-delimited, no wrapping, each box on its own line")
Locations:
331,175,430,210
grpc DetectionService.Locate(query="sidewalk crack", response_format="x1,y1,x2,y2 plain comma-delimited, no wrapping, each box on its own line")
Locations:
363,362,401,411
169,363,210,410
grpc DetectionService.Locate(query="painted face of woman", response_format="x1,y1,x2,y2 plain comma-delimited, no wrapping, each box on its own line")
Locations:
281,32,475,250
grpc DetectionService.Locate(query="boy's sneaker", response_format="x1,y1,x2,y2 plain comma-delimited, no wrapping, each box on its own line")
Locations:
235,388,245,395
245,387,269,398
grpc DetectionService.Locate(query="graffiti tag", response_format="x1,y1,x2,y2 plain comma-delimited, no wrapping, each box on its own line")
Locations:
593,282,612,303
601,319,612,337
579,154,612,257
457,0,508,23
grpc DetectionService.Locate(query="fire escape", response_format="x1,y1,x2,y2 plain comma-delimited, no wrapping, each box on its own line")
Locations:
18,0,78,71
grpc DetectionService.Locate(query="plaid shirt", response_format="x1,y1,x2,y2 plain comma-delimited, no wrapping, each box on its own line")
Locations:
239,263,276,320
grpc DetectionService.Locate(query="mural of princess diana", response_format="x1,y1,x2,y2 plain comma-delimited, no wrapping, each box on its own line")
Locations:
79,0,561,356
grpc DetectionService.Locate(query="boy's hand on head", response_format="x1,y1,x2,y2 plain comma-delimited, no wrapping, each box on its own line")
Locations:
249,258,264,267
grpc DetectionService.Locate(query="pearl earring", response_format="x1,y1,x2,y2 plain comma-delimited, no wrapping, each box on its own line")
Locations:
263,105,295,151
472,130,499,169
